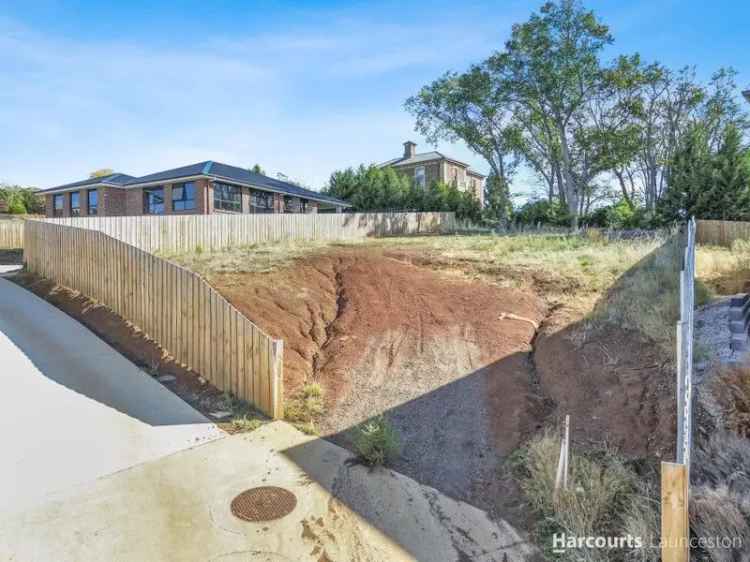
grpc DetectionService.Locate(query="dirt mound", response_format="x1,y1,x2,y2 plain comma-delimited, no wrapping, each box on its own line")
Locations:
210,249,548,518
208,246,676,521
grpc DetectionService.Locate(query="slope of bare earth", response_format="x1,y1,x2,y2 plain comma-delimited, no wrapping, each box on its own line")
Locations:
209,248,548,522
190,238,677,526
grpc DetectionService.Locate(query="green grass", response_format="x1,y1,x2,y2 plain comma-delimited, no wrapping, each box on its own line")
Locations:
284,382,325,435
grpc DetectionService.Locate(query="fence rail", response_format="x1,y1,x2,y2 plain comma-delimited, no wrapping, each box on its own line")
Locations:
0,221,24,249
676,217,696,468
42,212,457,253
24,221,283,418
696,219,750,246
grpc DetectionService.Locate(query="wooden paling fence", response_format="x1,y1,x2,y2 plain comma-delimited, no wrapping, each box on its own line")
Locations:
696,219,750,246
0,221,24,249
24,221,283,418
43,212,457,253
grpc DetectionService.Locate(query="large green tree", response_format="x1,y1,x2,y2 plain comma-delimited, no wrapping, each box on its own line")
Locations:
491,0,613,228
323,165,481,221
404,65,520,191
658,124,750,222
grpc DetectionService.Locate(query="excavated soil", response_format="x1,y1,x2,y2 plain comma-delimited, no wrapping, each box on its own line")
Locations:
211,247,676,523
212,249,549,521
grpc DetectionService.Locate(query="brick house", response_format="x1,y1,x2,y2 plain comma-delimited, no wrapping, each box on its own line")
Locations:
379,141,486,206
38,161,350,218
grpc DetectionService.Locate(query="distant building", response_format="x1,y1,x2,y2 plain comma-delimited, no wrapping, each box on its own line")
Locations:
38,161,350,218
379,141,485,206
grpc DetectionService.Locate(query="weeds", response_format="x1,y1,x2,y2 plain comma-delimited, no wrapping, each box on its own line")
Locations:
353,415,400,466
710,365,750,438
285,382,325,434
690,431,750,560
518,430,656,562
230,415,264,433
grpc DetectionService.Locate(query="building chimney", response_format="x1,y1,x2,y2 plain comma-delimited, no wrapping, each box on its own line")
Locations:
403,141,417,159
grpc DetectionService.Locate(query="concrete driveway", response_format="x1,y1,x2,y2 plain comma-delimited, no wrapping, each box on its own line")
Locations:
0,276,222,514
0,422,537,562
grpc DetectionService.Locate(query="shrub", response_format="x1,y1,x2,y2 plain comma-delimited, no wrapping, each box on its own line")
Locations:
513,199,571,227
7,199,26,214
518,430,651,561
353,415,400,466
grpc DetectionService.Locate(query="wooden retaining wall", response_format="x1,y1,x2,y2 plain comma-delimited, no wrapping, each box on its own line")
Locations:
0,221,24,249
42,212,456,253
696,219,750,247
24,221,283,418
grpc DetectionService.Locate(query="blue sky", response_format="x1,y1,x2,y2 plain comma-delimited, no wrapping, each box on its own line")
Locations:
1,1,748,198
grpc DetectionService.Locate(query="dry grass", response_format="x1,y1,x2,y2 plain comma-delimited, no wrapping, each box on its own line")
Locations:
710,364,750,438
165,240,353,277
517,430,655,562
697,240,750,295
172,231,682,349
284,382,325,435
692,431,750,560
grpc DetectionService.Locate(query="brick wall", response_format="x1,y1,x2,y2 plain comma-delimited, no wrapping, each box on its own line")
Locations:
45,194,54,217
125,188,142,215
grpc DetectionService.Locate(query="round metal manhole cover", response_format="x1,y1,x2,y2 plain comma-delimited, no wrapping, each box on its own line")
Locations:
230,486,297,522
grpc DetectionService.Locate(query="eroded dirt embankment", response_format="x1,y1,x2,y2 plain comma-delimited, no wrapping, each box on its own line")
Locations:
211,247,676,520
210,249,548,518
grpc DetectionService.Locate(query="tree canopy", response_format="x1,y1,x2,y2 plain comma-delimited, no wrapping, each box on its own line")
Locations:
405,0,749,228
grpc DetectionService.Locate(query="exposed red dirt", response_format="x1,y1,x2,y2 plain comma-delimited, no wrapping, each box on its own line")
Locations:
534,306,676,459
210,249,550,520
209,246,676,522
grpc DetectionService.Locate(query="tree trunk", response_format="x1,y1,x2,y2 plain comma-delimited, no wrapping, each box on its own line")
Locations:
556,123,579,229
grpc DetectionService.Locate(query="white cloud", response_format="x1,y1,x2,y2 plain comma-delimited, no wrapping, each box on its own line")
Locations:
0,10,518,190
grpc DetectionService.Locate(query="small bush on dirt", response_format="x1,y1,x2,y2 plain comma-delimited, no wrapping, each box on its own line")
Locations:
285,383,325,434
519,430,656,561
353,415,400,466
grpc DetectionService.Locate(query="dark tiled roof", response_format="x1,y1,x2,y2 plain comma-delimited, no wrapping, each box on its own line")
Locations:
123,162,210,186
206,162,349,206
38,173,136,193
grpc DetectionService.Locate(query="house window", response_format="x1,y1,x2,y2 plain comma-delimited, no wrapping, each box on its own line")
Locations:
70,192,80,216
87,189,98,215
213,182,241,212
451,168,458,185
284,195,300,213
249,189,273,213
301,199,308,213
53,194,64,217
143,187,165,214
414,166,426,189
172,182,196,211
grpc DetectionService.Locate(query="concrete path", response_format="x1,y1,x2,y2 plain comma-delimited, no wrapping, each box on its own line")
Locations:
0,277,222,514
0,422,537,562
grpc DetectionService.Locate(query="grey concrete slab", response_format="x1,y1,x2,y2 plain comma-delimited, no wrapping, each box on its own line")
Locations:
0,422,536,562
0,277,223,514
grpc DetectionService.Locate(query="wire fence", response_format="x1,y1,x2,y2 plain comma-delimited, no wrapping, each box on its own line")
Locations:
676,217,696,470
